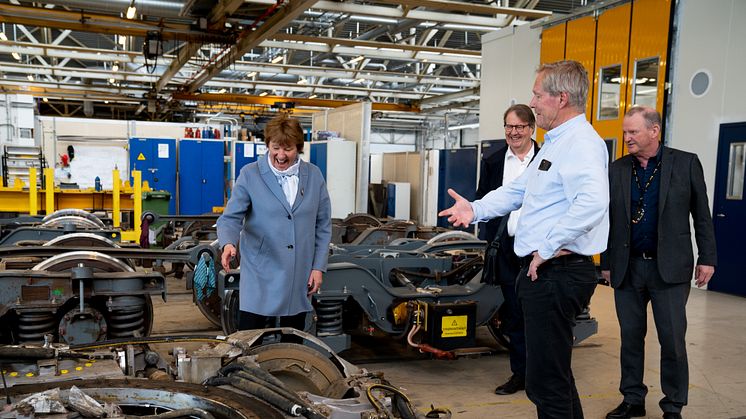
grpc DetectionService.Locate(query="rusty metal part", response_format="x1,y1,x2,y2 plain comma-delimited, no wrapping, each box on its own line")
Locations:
248,343,347,398
5,379,284,419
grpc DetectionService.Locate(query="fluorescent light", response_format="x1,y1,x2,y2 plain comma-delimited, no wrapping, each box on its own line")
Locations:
350,15,398,24
308,94,318,99
270,55,284,64
12,52,21,61
0,32,7,41
246,72,257,78
218,88,226,93
27,74,33,81
118,35,127,47
297,78,307,85
109,78,116,83
354,78,366,83
104,100,109,104
348,55,365,64
126,0,137,19
448,123,479,131
259,91,268,96
42,97,48,103
442,23,499,31
112,62,119,72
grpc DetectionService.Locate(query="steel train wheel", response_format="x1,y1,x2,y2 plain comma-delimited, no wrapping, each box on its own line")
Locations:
44,232,119,248
426,230,479,244
221,289,240,335
487,307,513,351
42,209,106,229
31,251,154,343
6,379,284,419
40,215,104,230
248,343,347,398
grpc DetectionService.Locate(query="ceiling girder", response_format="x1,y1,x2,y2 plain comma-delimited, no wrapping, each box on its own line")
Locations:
273,33,480,57
186,0,319,92
172,92,419,112
259,40,481,65
373,0,551,18
0,3,233,43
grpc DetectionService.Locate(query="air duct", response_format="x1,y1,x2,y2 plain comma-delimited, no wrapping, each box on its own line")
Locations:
14,0,186,18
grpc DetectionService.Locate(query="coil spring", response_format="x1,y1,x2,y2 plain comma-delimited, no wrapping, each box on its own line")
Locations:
315,300,344,336
107,296,146,338
17,311,56,343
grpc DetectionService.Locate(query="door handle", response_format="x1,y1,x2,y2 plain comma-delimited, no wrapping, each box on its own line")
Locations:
715,213,725,218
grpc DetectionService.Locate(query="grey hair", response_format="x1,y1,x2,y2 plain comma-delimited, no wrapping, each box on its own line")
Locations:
625,106,661,129
536,60,589,112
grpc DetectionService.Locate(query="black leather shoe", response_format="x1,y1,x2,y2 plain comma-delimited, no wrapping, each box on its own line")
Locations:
494,375,525,395
662,413,682,419
605,401,646,419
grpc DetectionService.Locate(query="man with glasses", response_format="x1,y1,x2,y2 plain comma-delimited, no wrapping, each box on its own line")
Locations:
439,60,609,417
476,104,539,396
601,106,716,419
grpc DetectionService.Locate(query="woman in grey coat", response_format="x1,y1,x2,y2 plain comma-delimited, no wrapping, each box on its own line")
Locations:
217,114,332,331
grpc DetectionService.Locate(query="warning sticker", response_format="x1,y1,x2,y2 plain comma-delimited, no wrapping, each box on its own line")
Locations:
441,315,468,338
137,152,146,161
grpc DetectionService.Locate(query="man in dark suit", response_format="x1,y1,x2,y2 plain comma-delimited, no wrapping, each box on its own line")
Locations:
476,104,540,395
602,106,717,419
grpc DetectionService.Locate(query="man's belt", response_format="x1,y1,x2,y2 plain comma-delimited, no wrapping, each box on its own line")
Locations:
520,253,594,268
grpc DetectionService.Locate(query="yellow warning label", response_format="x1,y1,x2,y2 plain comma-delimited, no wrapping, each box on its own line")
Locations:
137,152,146,161
441,315,468,338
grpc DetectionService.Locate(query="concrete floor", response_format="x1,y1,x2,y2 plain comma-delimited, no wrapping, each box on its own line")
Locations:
153,281,746,419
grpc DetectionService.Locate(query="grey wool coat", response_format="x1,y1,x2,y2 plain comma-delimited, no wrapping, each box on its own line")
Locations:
217,155,332,316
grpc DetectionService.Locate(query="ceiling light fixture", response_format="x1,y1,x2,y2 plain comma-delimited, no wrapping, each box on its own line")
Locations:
42,97,48,103
118,35,127,48
348,55,365,64
218,88,226,94
447,123,479,131
27,74,33,81
297,78,307,85
259,91,268,96
308,94,318,99
126,0,137,19
350,15,398,24
12,52,21,61
112,62,119,72
0,32,7,41
270,55,284,64
354,78,366,84
246,72,257,78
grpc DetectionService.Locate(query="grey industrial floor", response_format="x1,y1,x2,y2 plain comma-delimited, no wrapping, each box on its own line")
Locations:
153,281,746,419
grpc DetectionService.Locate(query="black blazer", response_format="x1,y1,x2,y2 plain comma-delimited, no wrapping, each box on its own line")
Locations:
602,146,717,287
475,141,539,242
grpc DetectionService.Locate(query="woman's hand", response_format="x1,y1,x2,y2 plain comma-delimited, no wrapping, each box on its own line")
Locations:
307,269,323,295
221,244,237,271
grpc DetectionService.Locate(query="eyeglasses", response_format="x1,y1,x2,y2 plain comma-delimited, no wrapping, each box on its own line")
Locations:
504,124,531,133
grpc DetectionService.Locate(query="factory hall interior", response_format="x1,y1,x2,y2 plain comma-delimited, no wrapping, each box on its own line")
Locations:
1,0,745,418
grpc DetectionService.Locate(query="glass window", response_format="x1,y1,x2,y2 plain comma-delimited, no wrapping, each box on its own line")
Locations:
605,138,617,163
632,57,659,108
727,141,746,200
598,65,622,120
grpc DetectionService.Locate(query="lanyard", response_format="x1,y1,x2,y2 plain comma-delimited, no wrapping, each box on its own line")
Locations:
631,159,662,224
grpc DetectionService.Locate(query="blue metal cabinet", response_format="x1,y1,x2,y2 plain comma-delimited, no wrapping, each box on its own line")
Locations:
178,139,225,215
309,142,328,180
129,138,177,214
233,142,260,179
437,148,477,229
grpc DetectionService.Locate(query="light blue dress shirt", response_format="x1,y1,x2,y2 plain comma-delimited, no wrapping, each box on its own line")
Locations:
471,114,609,259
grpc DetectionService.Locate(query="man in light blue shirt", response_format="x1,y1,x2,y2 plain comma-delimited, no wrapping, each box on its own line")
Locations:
440,60,609,418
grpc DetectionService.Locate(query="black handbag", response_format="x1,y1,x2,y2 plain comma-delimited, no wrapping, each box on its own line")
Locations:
481,215,510,286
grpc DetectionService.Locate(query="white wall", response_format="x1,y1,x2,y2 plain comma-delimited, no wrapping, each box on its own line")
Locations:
479,23,541,141
667,0,746,203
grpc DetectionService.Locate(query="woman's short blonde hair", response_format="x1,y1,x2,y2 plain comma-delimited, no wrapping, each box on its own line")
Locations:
264,114,305,153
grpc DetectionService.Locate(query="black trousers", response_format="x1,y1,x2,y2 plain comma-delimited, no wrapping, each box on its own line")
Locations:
494,235,526,379
614,257,690,414
518,257,597,419
238,310,307,344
